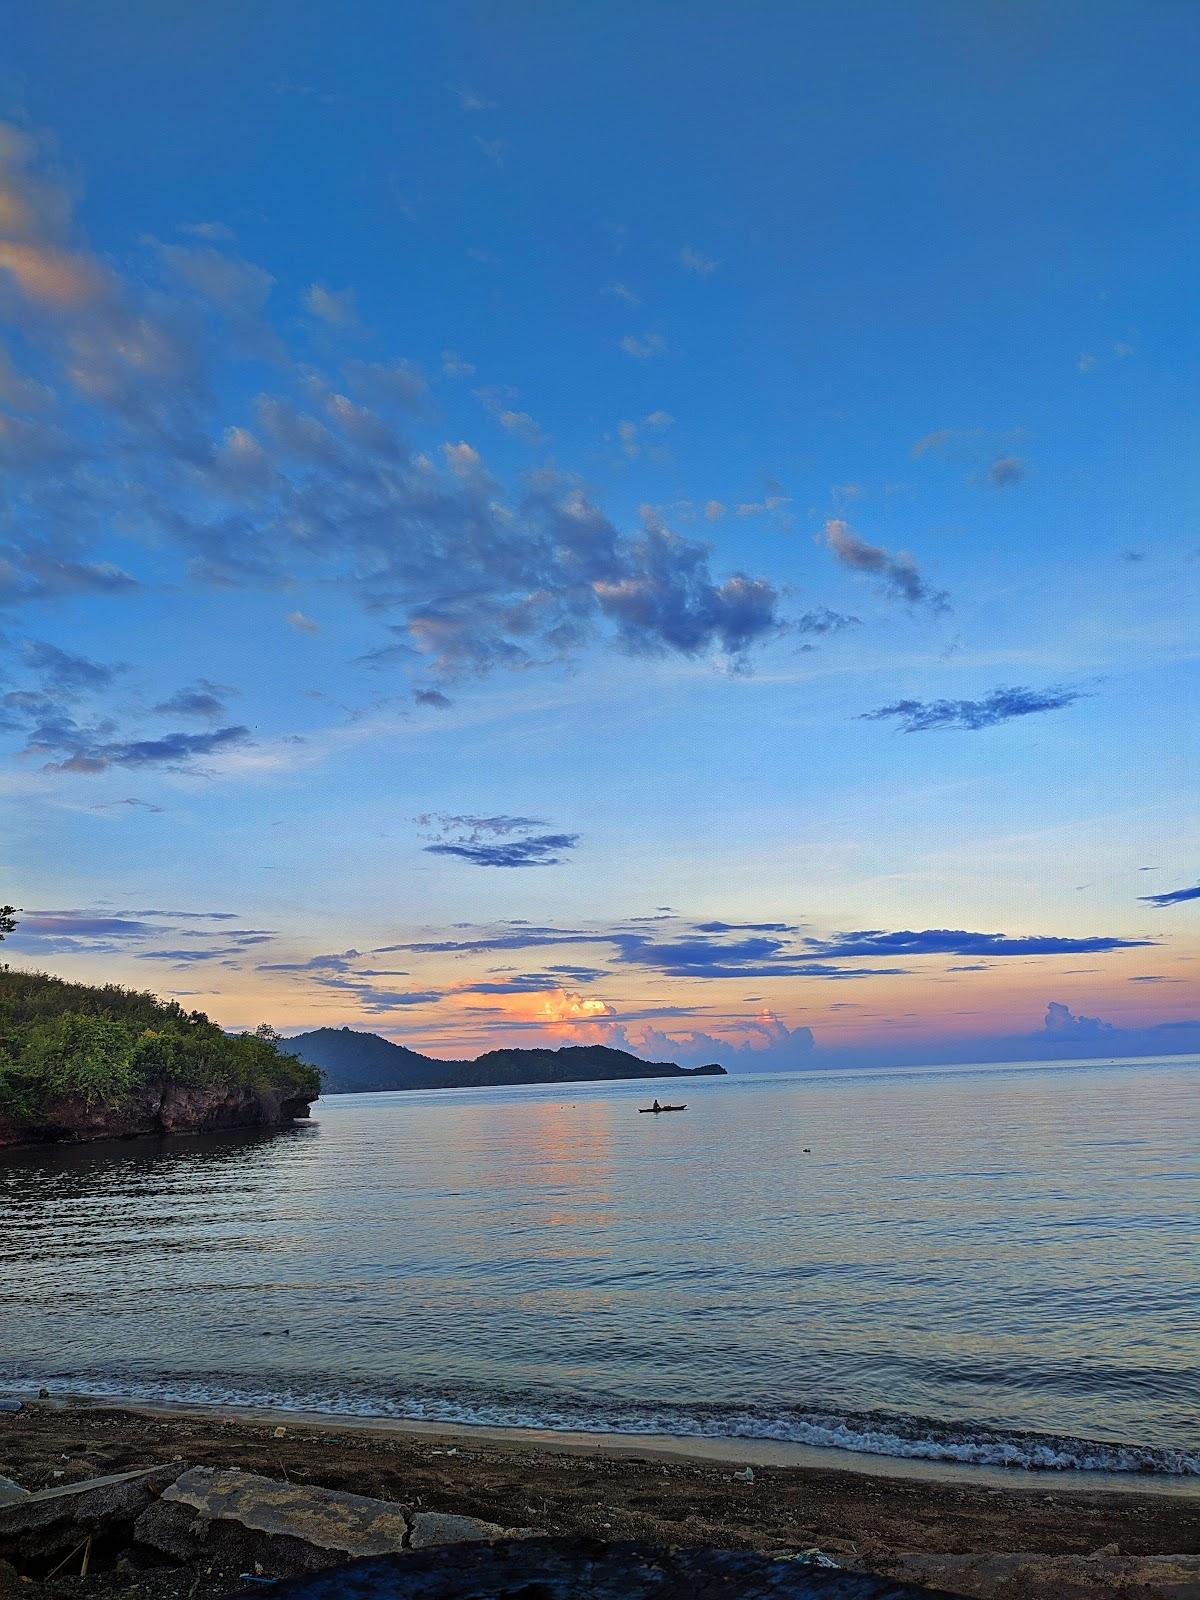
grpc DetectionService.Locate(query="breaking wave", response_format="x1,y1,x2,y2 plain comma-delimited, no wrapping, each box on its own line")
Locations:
12,1373,1199,1478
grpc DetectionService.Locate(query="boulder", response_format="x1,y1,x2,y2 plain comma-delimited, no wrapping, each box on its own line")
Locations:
134,1466,532,1579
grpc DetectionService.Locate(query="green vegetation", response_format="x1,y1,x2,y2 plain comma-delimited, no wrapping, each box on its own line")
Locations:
0,964,320,1127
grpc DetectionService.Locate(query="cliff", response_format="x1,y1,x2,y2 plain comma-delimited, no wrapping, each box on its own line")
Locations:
0,1080,315,1148
284,1028,726,1095
0,967,319,1148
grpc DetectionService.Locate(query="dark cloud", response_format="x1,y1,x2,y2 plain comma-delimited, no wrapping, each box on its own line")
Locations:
414,687,452,709
821,520,948,611
861,685,1083,732
426,833,579,868
1138,882,1200,907
152,679,237,720
610,930,907,979
26,717,251,772
804,929,1151,959
418,812,579,868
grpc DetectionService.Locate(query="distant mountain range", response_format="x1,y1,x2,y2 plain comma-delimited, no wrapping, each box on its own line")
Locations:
283,1027,726,1095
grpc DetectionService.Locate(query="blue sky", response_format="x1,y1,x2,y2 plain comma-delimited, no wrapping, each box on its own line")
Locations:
2,1,1197,1066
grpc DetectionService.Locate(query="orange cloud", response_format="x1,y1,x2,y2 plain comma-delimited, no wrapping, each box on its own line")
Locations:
0,241,105,310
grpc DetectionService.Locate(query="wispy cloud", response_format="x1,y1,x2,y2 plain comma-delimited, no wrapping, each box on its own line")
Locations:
1138,882,1200,907
821,520,948,611
861,685,1083,732
619,331,667,360
805,929,1151,958
152,678,237,721
679,244,717,276
416,811,580,868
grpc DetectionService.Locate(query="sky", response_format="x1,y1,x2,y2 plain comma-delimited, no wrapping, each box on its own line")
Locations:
1,0,1197,1069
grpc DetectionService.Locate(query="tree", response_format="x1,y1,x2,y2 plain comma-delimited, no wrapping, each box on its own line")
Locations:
0,907,15,941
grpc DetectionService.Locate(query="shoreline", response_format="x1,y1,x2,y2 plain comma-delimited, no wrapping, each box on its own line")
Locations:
2,1397,1198,1598
21,1391,1200,1499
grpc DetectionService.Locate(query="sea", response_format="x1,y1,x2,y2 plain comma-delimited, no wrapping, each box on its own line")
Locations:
3,1056,1198,1477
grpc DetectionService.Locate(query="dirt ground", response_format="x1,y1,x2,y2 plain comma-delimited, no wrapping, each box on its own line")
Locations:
1,1402,1196,1597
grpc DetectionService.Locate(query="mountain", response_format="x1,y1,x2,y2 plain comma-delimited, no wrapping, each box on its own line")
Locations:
283,1027,726,1095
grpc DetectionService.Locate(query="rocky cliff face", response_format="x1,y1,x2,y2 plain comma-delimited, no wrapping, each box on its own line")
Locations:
0,1081,314,1148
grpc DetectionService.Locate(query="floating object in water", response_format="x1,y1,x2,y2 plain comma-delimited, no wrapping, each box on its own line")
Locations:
638,1104,686,1114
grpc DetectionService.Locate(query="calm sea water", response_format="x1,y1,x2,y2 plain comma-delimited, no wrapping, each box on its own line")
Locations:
2,1058,1198,1475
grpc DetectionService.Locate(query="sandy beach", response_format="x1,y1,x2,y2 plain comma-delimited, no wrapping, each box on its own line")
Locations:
2,1398,1197,1597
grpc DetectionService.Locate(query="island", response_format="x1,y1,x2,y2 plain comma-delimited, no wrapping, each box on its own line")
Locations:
0,967,320,1147
284,1027,726,1095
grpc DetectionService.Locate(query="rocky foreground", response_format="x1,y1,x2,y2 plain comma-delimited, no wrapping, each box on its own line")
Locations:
1,1403,1197,1598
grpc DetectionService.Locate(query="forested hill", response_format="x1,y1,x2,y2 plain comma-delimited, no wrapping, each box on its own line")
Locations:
284,1027,726,1095
0,966,319,1145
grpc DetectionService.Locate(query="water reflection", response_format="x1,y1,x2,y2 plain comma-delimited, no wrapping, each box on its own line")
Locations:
1,1060,1197,1468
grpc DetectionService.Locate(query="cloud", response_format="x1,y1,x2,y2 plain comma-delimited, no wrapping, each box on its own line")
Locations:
619,331,667,360
28,719,251,773
342,357,427,412
1043,1000,1113,1037
413,687,452,709
634,1014,814,1073
1139,882,1200,907
415,812,579,868
152,678,237,720
821,520,947,610
795,606,860,636
455,87,496,112
286,610,320,633
474,386,544,445
22,640,122,694
804,929,1151,959
988,454,1024,487
474,137,507,167
0,119,784,691
679,244,717,276
604,282,641,306
643,410,673,428
704,500,725,521
440,350,475,378
90,797,165,814
861,685,1083,732
304,282,358,327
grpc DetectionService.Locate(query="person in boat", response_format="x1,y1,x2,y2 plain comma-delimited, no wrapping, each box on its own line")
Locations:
652,1098,661,1111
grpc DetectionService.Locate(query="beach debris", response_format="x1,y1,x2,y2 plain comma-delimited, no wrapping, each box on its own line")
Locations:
0,1399,23,1414
732,1465,755,1482
134,1466,537,1579
0,1475,28,1508
779,1547,841,1569
274,1426,288,1438
0,1464,179,1573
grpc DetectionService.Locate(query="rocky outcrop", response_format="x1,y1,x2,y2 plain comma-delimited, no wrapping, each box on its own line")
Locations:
0,1081,314,1148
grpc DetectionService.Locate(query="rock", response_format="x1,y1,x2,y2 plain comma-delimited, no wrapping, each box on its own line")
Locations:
406,1511,513,1549
0,1401,22,1414
134,1466,533,1580
732,1465,755,1482
0,1465,179,1570
258,1538,953,1598
879,1547,1200,1599
0,1477,27,1508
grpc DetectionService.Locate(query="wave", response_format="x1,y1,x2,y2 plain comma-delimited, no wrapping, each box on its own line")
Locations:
9,1373,1198,1477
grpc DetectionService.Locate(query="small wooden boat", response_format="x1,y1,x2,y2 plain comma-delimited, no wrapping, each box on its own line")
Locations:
639,1104,686,1113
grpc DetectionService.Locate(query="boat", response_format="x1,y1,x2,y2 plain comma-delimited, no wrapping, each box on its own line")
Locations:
639,1104,686,1113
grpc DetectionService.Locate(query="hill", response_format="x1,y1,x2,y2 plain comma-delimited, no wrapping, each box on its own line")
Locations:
284,1027,726,1094
0,966,319,1146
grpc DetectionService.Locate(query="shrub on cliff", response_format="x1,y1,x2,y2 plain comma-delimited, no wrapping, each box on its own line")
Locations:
0,966,320,1123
